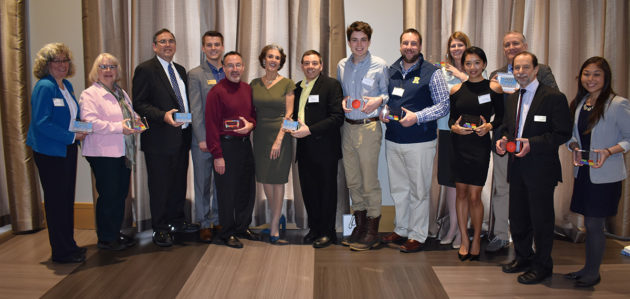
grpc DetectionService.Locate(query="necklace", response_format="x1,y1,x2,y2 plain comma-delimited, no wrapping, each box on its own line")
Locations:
583,103,593,111
583,97,594,111
264,74,278,85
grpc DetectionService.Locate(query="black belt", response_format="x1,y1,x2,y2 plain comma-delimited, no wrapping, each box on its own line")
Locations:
221,135,249,141
345,117,379,125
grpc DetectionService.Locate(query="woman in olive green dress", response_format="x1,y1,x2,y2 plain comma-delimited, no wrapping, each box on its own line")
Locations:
251,44,295,244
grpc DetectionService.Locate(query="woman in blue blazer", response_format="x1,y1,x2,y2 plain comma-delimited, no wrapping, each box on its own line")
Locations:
26,43,88,263
565,57,630,287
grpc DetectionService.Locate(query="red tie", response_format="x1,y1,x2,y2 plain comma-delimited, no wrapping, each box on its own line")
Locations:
514,89,527,139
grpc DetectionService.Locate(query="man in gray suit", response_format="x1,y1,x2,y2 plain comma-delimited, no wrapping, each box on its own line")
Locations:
486,31,558,253
188,31,225,243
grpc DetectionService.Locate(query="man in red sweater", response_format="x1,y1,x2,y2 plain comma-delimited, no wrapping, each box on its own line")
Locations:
205,51,257,248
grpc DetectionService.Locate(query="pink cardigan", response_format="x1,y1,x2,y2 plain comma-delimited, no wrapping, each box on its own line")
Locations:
79,83,137,157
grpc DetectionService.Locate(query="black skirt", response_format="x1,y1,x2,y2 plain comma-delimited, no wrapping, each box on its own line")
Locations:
570,166,622,217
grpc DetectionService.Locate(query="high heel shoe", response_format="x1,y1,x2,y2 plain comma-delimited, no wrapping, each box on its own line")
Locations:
262,215,287,235
270,234,289,245
458,251,470,261
469,253,480,261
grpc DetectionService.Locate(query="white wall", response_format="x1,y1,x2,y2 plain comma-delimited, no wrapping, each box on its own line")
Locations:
28,0,93,202
344,0,403,206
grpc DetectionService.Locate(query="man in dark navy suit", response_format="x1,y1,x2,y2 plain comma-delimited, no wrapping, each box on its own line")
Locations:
495,51,572,284
133,28,197,247
291,50,344,248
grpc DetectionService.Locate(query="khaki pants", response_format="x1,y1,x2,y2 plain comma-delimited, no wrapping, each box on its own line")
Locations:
386,140,436,242
341,121,382,217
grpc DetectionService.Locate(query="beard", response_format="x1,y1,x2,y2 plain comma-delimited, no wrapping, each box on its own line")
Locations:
401,51,420,64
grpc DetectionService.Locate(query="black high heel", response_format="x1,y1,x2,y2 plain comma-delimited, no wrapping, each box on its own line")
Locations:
469,253,480,261
458,251,471,261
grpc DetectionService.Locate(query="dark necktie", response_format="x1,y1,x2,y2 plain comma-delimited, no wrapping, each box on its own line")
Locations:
514,89,527,139
168,64,186,112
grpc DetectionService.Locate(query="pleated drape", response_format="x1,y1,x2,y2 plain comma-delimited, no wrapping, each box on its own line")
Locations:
0,0,44,232
79,0,347,231
404,0,630,238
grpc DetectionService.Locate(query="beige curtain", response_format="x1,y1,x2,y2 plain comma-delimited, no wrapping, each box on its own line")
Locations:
0,0,44,232
405,0,630,238
81,0,346,231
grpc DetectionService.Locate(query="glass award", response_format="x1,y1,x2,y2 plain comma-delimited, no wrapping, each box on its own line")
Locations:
573,149,599,167
347,98,366,111
497,72,519,92
461,114,481,130
381,105,406,121
69,120,93,133
506,140,521,153
223,119,242,131
126,117,149,132
174,112,192,123
282,119,299,131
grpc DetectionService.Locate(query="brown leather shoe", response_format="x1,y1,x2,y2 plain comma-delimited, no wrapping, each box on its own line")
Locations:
199,228,213,243
341,210,367,246
349,215,381,251
381,232,407,244
400,239,424,253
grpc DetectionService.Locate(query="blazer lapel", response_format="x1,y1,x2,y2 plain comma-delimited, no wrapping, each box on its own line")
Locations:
523,85,545,136
153,57,179,106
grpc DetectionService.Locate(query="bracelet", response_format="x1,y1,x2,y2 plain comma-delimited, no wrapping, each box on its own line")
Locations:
605,148,613,156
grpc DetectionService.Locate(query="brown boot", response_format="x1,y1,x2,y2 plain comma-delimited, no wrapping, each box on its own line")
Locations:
341,210,367,246
349,215,381,251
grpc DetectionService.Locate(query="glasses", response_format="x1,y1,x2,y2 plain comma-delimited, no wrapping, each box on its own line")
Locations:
98,64,118,70
156,39,176,45
51,59,70,64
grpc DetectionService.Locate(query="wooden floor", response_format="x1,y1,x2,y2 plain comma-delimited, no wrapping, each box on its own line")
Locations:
0,229,629,299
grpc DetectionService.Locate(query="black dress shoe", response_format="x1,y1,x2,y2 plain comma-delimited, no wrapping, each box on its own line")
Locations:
97,239,127,251
575,276,600,288
223,235,244,248
169,222,200,233
152,231,173,247
563,272,581,280
76,247,87,255
52,252,86,264
313,235,336,248
236,229,260,241
502,259,531,273
303,230,318,244
119,233,137,248
517,269,552,285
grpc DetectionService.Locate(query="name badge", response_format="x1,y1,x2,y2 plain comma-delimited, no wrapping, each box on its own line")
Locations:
207,79,217,85
53,98,65,107
534,115,547,122
478,94,491,104
308,95,319,103
392,87,404,97
362,77,374,87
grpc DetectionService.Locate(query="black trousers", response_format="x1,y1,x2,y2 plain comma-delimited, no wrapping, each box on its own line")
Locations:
86,156,130,242
508,163,556,273
214,137,255,239
144,148,189,232
33,144,80,259
298,156,338,236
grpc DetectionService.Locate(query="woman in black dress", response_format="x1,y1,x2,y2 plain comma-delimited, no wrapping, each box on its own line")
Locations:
565,57,630,287
449,47,503,261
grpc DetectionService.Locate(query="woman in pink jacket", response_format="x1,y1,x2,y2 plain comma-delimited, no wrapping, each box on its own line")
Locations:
80,53,144,250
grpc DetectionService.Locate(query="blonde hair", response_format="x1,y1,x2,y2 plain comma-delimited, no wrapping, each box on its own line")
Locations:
88,53,121,84
33,43,75,79
445,32,471,65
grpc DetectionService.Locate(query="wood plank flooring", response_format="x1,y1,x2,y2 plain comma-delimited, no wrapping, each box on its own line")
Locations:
0,229,629,299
